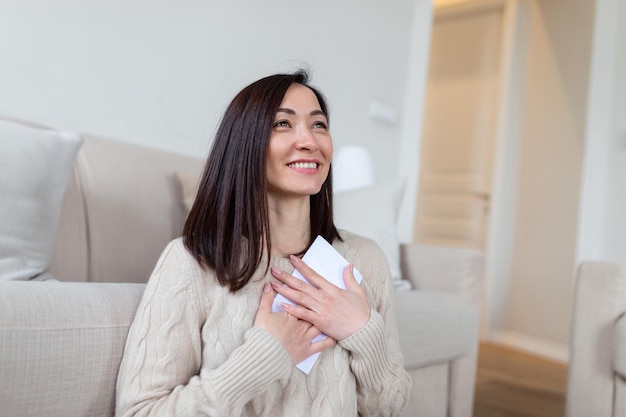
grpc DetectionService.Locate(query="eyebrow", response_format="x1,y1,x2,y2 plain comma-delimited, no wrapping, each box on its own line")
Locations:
276,108,327,117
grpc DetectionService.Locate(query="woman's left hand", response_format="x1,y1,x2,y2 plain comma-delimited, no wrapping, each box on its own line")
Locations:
270,255,371,341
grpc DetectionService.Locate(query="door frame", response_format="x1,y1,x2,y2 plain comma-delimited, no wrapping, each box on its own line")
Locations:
480,0,529,339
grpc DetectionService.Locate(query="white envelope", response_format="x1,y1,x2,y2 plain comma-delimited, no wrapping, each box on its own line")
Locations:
271,235,363,374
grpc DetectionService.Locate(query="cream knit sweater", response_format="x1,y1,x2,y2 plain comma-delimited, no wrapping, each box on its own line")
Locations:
116,231,411,417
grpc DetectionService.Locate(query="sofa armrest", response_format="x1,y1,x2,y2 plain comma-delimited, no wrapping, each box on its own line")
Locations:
398,244,483,417
614,313,626,379
399,243,483,309
395,290,477,370
0,281,145,417
565,261,626,417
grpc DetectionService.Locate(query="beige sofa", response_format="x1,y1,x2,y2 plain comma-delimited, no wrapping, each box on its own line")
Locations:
566,261,626,417
0,133,484,417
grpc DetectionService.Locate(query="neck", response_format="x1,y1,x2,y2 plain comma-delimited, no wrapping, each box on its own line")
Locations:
267,196,311,258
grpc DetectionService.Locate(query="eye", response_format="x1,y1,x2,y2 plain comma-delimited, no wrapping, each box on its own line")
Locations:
312,121,328,129
273,120,291,128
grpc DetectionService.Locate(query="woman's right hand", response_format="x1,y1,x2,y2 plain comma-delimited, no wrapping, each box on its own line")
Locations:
254,283,336,366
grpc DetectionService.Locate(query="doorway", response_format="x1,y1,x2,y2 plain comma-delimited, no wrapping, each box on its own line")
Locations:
414,1,503,251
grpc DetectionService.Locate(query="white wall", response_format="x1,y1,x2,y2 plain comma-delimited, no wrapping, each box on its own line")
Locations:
601,0,626,262
397,0,434,242
576,0,622,264
494,0,595,360
0,0,424,190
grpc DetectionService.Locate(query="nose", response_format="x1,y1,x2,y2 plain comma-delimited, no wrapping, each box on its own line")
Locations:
295,126,318,152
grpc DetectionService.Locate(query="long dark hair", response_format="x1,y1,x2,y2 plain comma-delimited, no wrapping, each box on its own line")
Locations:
183,70,341,292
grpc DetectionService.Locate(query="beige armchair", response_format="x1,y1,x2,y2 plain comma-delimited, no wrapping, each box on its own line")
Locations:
398,244,483,417
566,261,626,417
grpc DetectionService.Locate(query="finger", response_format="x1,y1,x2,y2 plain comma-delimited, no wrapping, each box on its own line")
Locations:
257,283,274,315
305,323,323,339
271,279,310,306
281,302,317,324
310,336,337,355
342,264,360,291
289,255,330,289
271,271,320,308
271,267,316,293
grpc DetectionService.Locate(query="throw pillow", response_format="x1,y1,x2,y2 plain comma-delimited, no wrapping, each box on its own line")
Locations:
0,120,83,280
174,170,200,215
334,181,412,291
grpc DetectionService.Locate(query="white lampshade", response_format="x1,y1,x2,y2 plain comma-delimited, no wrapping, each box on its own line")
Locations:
332,145,374,193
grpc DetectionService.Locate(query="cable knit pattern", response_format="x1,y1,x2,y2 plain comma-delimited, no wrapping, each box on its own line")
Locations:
116,230,411,417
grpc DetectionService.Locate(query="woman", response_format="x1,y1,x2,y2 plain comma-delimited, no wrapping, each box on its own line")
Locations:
116,70,411,417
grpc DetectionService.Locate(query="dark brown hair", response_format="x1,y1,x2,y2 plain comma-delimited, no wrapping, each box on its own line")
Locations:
183,70,341,292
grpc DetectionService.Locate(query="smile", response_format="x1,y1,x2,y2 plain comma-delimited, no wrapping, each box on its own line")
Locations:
287,162,318,169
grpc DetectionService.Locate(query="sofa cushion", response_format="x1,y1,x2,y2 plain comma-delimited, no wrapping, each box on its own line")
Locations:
0,281,145,417
175,170,201,213
334,181,412,291
0,119,82,281
59,135,203,283
395,289,478,369
614,313,626,378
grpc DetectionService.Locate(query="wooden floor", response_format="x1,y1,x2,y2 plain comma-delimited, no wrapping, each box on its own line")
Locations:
473,343,568,417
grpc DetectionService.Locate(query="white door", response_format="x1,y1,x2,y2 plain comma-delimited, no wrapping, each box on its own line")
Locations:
414,2,504,251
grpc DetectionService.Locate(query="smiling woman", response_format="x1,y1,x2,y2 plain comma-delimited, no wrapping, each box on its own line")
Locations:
184,71,340,290
115,70,411,417
266,84,333,204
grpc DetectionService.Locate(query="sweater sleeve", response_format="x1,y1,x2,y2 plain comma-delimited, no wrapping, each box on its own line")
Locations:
338,238,412,417
115,240,292,417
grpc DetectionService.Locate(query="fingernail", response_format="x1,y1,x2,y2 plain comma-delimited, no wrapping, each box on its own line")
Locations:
263,283,272,293
350,264,354,273
271,280,281,289
289,255,301,263
271,267,281,276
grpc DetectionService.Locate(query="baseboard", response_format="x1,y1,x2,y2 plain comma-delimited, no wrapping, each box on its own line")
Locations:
488,331,569,364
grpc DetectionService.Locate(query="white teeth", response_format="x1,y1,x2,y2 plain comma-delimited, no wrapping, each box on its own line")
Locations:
288,162,317,169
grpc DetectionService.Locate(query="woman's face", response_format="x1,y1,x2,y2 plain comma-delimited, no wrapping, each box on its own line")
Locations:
266,83,333,200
